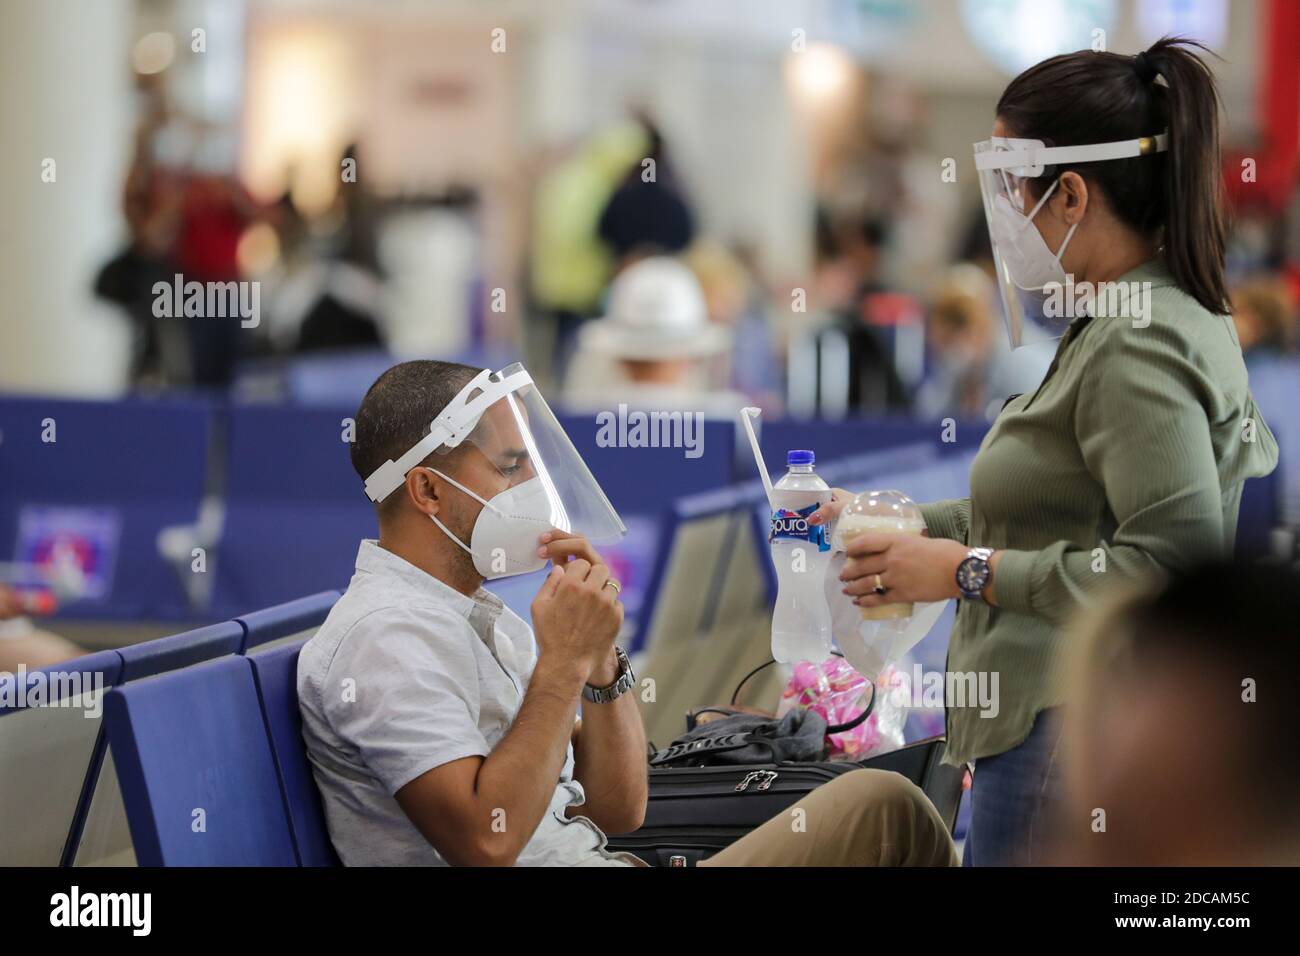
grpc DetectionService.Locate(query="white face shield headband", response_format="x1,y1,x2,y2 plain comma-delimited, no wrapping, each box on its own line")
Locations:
974,132,1169,347
363,363,626,579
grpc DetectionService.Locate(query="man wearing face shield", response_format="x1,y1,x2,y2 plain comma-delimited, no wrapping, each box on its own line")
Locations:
298,359,958,867
298,359,648,867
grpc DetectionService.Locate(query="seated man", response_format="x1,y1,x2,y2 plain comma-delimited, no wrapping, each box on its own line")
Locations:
298,359,957,866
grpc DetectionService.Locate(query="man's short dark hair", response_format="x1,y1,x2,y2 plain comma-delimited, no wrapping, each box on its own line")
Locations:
351,360,482,510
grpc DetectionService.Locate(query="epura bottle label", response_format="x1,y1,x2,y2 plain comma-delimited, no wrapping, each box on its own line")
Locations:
770,502,830,552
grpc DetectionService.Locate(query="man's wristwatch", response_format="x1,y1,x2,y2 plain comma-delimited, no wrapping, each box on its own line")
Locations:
956,547,995,602
582,646,635,704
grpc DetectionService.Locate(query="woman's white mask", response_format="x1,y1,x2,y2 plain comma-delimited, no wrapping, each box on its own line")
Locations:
426,468,556,579
989,178,1079,292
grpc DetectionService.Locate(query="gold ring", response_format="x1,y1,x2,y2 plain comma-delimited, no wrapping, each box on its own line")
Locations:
603,579,622,595
873,574,886,595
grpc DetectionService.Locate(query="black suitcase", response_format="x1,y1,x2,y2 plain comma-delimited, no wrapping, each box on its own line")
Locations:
605,735,964,866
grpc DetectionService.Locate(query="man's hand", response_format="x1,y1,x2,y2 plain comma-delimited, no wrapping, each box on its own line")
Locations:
537,530,605,567
530,559,623,682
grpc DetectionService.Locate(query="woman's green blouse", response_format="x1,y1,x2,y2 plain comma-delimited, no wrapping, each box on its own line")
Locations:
920,259,1279,765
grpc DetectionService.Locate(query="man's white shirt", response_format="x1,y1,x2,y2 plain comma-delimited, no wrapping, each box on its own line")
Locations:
297,540,633,866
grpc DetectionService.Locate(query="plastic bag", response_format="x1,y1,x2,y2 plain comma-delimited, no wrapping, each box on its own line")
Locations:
823,550,949,677
776,656,907,758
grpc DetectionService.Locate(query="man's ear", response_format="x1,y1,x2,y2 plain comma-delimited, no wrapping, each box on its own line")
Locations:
1057,171,1089,224
404,467,439,518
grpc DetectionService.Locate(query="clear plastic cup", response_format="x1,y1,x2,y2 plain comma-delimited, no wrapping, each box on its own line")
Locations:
833,490,925,621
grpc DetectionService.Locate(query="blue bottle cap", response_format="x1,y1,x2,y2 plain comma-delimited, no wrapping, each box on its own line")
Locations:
787,449,815,466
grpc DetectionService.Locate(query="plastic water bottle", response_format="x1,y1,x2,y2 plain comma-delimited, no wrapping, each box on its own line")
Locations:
769,450,833,663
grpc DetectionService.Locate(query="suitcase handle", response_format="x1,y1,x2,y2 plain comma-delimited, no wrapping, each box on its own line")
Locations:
648,732,778,767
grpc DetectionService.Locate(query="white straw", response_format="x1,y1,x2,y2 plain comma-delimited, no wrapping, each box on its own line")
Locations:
739,407,775,506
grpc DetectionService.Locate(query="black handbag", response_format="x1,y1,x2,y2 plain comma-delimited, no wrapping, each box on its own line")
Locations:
605,661,964,866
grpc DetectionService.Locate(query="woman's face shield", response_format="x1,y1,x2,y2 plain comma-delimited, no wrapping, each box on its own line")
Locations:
973,132,1169,348
363,363,626,546
975,137,1072,348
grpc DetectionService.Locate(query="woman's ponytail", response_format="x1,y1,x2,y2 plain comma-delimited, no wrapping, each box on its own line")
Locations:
1142,37,1231,315
997,36,1231,316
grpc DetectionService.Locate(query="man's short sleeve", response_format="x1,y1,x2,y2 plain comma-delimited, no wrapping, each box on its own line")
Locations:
321,607,490,794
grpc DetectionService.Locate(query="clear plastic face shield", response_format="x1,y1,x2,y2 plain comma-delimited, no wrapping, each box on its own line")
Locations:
974,132,1168,347
364,363,626,579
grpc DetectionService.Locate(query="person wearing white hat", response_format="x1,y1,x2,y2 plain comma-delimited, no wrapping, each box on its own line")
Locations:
563,256,746,419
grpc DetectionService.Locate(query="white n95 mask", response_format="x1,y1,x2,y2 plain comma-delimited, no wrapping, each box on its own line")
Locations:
989,182,1078,292
427,469,555,580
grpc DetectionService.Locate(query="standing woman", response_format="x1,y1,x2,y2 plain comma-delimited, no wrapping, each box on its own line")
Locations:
812,38,1278,865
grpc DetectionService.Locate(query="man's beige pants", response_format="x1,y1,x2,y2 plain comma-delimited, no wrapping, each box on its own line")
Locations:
697,768,958,867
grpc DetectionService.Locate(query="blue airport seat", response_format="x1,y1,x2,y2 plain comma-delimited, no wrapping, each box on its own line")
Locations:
213,404,374,613
237,590,340,653
1237,468,1280,560
116,621,245,682
104,656,298,866
283,349,400,408
0,394,215,620
66,623,246,866
1248,357,1299,527
247,641,340,866
555,412,736,520
237,347,522,408
630,478,765,656
0,651,123,865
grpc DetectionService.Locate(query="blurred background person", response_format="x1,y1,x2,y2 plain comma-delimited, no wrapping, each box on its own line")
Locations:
564,255,745,419
802,211,911,414
914,264,998,420
268,142,387,355
915,263,1053,420
597,114,696,273
93,76,184,388
0,585,84,673
684,240,783,409
528,120,649,385
173,143,264,387
1230,274,1296,368
1062,561,1300,866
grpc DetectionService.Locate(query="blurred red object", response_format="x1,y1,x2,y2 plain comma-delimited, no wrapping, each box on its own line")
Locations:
860,291,923,327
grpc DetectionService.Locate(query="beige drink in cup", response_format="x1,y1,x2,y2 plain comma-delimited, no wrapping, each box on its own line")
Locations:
833,490,925,620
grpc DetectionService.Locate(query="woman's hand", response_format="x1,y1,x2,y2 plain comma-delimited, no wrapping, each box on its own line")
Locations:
807,488,856,527
839,531,968,606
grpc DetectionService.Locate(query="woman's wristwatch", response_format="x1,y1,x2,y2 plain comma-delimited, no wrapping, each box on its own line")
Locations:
582,646,635,704
955,547,995,602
